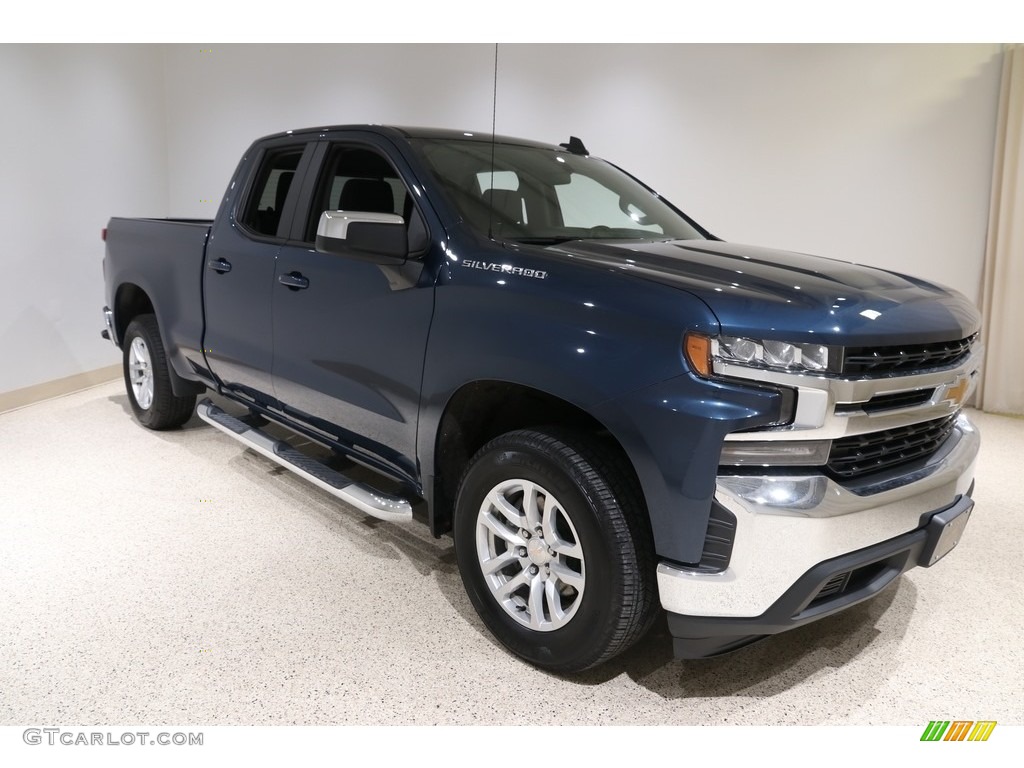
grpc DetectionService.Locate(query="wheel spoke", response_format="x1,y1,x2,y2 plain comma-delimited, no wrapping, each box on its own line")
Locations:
494,569,530,600
480,510,523,547
527,575,546,628
549,560,584,590
488,489,525,529
542,498,583,560
549,535,583,560
481,550,518,576
540,496,560,541
522,481,542,530
544,579,568,628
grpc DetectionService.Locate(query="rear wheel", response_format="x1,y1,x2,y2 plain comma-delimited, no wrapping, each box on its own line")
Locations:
122,314,196,430
454,429,657,672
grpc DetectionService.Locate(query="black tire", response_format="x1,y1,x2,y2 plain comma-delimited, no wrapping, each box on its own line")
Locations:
453,428,657,673
122,314,196,430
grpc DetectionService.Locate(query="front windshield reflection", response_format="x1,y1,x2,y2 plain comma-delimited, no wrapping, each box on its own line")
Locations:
413,138,706,245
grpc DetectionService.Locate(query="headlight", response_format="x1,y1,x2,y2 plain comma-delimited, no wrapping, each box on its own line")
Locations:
686,333,842,376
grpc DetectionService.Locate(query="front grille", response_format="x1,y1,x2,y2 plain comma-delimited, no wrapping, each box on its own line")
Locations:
842,334,975,376
827,414,959,480
835,388,935,415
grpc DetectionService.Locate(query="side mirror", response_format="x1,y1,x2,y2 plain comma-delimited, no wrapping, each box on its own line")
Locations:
315,211,407,264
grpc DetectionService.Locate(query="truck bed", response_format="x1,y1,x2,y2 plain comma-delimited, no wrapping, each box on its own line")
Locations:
103,217,213,387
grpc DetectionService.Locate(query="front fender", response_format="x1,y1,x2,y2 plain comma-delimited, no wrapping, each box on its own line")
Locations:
592,374,783,564
415,242,782,555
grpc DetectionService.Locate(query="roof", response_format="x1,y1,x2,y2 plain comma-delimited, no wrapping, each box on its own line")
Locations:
255,124,562,150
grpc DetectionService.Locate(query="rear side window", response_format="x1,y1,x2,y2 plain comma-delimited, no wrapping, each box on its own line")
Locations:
240,147,303,237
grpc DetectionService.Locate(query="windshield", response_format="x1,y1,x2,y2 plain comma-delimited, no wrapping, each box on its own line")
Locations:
412,138,705,244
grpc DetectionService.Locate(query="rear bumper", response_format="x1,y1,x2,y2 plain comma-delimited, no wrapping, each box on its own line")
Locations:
657,413,979,658
101,306,118,347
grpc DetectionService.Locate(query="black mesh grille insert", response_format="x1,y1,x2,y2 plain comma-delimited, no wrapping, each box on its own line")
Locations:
806,562,889,609
842,335,975,376
815,571,851,602
827,414,959,480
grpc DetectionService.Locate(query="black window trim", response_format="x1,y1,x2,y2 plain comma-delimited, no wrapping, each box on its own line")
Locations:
289,138,431,252
235,140,317,244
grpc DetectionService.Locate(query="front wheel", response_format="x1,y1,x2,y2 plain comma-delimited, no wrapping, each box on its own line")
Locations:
122,314,196,430
454,429,657,673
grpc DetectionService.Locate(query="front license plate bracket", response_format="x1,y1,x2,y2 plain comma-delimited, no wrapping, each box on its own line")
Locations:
919,496,974,567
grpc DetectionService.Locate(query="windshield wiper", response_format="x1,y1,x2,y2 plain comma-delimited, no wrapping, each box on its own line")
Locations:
510,236,582,246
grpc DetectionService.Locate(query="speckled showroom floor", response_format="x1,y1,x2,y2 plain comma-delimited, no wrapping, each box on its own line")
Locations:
0,381,1021,726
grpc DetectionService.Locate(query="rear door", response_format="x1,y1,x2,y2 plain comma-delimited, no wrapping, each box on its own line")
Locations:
270,134,437,484
202,138,315,405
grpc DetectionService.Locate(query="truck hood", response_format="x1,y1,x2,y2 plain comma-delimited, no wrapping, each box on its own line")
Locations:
545,239,980,346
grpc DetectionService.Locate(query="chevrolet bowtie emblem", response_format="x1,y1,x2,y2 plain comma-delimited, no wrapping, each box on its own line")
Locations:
946,377,971,407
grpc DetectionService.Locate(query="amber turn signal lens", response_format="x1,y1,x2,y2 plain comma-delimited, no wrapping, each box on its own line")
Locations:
684,333,712,377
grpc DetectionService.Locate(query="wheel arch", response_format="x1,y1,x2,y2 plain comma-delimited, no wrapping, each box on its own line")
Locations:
113,282,205,398
428,380,646,538
112,282,155,346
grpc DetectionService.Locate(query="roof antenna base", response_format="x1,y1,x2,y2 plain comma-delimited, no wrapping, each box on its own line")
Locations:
560,136,589,156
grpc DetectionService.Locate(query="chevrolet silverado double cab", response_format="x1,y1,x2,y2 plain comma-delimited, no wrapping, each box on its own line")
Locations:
101,125,980,672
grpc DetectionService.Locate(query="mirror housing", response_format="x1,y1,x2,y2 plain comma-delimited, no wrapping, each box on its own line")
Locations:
315,210,407,264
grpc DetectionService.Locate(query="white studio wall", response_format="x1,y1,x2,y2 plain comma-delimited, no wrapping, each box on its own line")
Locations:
0,44,1007,401
161,44,497,225
493,44,1003,295
0,45,169,395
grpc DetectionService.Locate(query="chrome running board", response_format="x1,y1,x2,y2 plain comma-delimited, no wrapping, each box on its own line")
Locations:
196,398,413,523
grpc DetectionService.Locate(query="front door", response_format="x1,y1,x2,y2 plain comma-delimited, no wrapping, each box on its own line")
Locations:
270,139,437,484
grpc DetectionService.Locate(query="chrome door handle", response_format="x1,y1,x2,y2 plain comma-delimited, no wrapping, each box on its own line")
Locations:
278,272,309,290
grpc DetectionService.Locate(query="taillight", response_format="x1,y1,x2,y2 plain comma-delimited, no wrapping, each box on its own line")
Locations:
101,228,107,242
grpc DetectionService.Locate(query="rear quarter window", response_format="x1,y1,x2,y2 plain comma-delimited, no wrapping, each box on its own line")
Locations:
239,147,304,238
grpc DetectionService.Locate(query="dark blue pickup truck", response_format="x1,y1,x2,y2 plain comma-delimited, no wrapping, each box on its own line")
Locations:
101,125,980,672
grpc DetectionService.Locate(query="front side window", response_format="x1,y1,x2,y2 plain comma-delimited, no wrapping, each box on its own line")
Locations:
239,147,303,237
305,146,413,242
413,138,704,244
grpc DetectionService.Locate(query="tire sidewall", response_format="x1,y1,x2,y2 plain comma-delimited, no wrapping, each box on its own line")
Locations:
454,437,628,671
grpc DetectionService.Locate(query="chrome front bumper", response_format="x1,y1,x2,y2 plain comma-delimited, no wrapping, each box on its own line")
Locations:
658,413,978,618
